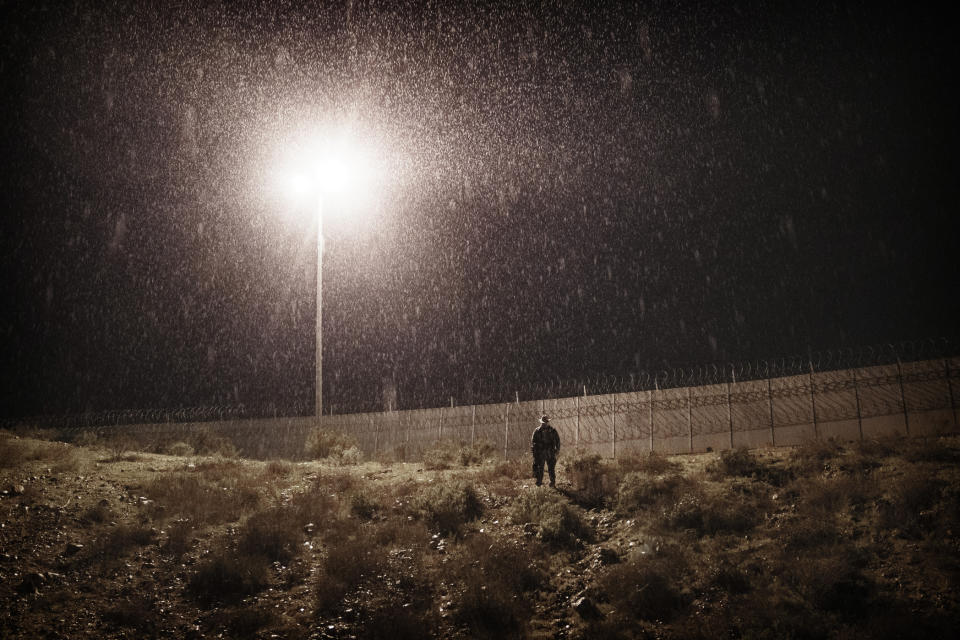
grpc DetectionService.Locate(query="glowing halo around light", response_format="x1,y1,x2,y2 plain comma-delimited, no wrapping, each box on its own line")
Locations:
279,123,384,212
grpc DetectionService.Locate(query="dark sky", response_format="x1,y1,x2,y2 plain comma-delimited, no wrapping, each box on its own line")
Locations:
1,1,956,417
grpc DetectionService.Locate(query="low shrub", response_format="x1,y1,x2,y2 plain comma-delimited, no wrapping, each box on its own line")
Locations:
598,546,690,622
143,464,262,526
618,450,681,476
412,481,483,536
165,441,195,457
237,507,304,563
188,551,271,606
422,442,458,470
458,440,498,466
511,487,592,547
780,544,873,614
565,452,618,507
658,487,762,537
74,430,100,447
205,607,279,639
616,472,684,514
790,437,844,474
707,447,763,478
447,534,545,638
349,491,381,520
305,428,359,461
315,534,387,613
102,593,159,635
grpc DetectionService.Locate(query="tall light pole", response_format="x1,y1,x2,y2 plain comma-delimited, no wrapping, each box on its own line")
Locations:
282,125,381,420
315,197,324,419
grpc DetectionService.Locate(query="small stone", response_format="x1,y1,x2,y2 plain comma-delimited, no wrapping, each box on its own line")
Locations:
10,484,25,496
596,547,620,566
17,572,47,594
573,596,601,619
64,543,84,556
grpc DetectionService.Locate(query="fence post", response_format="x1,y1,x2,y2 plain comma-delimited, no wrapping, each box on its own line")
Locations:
372,416,378,456
648,389,654,452
687,386,693,454
852,367,863,440
946,358,958,428
808,361,819,439
471,404,476,446
439,405,444,443
504,402,510,459
612,395,617,459
726,380,734,450
767,376,775,446
575,395,581,449
896,358,910,434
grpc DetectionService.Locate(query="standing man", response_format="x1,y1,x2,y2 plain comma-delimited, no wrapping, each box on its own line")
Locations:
531,414,561,487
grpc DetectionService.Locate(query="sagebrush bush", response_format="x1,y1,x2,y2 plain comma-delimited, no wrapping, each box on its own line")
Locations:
658,487,762,536
143,465,262,526
790,437,844,474
422,442,458,470
316,534,387,612
165,441,195,457
458,440,498,466
305,428,359,461
618,450,680,476
412,480,483,536
598,547,690,622
511,487,592,547
566,452,618,507
188,550,271,605
616,472,684,514
349,491,381,520
707,447,763,478
447,534,544,639
237,507,303,562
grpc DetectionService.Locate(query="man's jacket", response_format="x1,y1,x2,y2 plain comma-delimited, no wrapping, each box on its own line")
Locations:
531,424,561,459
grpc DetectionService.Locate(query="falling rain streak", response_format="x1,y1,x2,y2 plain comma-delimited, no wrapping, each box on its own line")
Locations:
0,1,956,418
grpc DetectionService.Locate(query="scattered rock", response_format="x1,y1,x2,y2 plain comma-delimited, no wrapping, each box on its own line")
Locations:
572,596,602,620
64,543,84,556
596,547,620,566
97,499,110,508
9,484,25,496
17,572,47,594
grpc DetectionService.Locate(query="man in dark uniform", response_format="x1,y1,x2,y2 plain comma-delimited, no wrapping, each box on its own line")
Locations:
531,414,561,487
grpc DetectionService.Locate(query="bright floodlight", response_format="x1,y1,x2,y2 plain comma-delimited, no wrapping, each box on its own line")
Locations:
281,126,381,207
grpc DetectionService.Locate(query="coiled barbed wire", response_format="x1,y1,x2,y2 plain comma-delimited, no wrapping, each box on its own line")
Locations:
2,338,955,431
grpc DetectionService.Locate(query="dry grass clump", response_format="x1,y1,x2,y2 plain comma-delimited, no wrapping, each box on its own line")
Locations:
102,593,160,636
143,461,262,527
658,483,765,537
188,550,272,606
412,480,483,536
596,544,691,623
165,441,195,457
789,437,845,474
73,524,157,571
447,535,545,638
511,487,592,547
305,427,362,464
616,472,685,514
565,452,619,507
0,432,81,471
618,450,681,476
315,524,389,612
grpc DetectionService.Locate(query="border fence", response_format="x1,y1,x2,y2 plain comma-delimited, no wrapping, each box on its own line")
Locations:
4,340,959,460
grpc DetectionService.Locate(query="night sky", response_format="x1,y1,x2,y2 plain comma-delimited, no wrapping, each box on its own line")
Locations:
1,1,956,418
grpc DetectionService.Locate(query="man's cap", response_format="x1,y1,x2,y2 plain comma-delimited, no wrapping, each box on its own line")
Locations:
539,414,550,423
